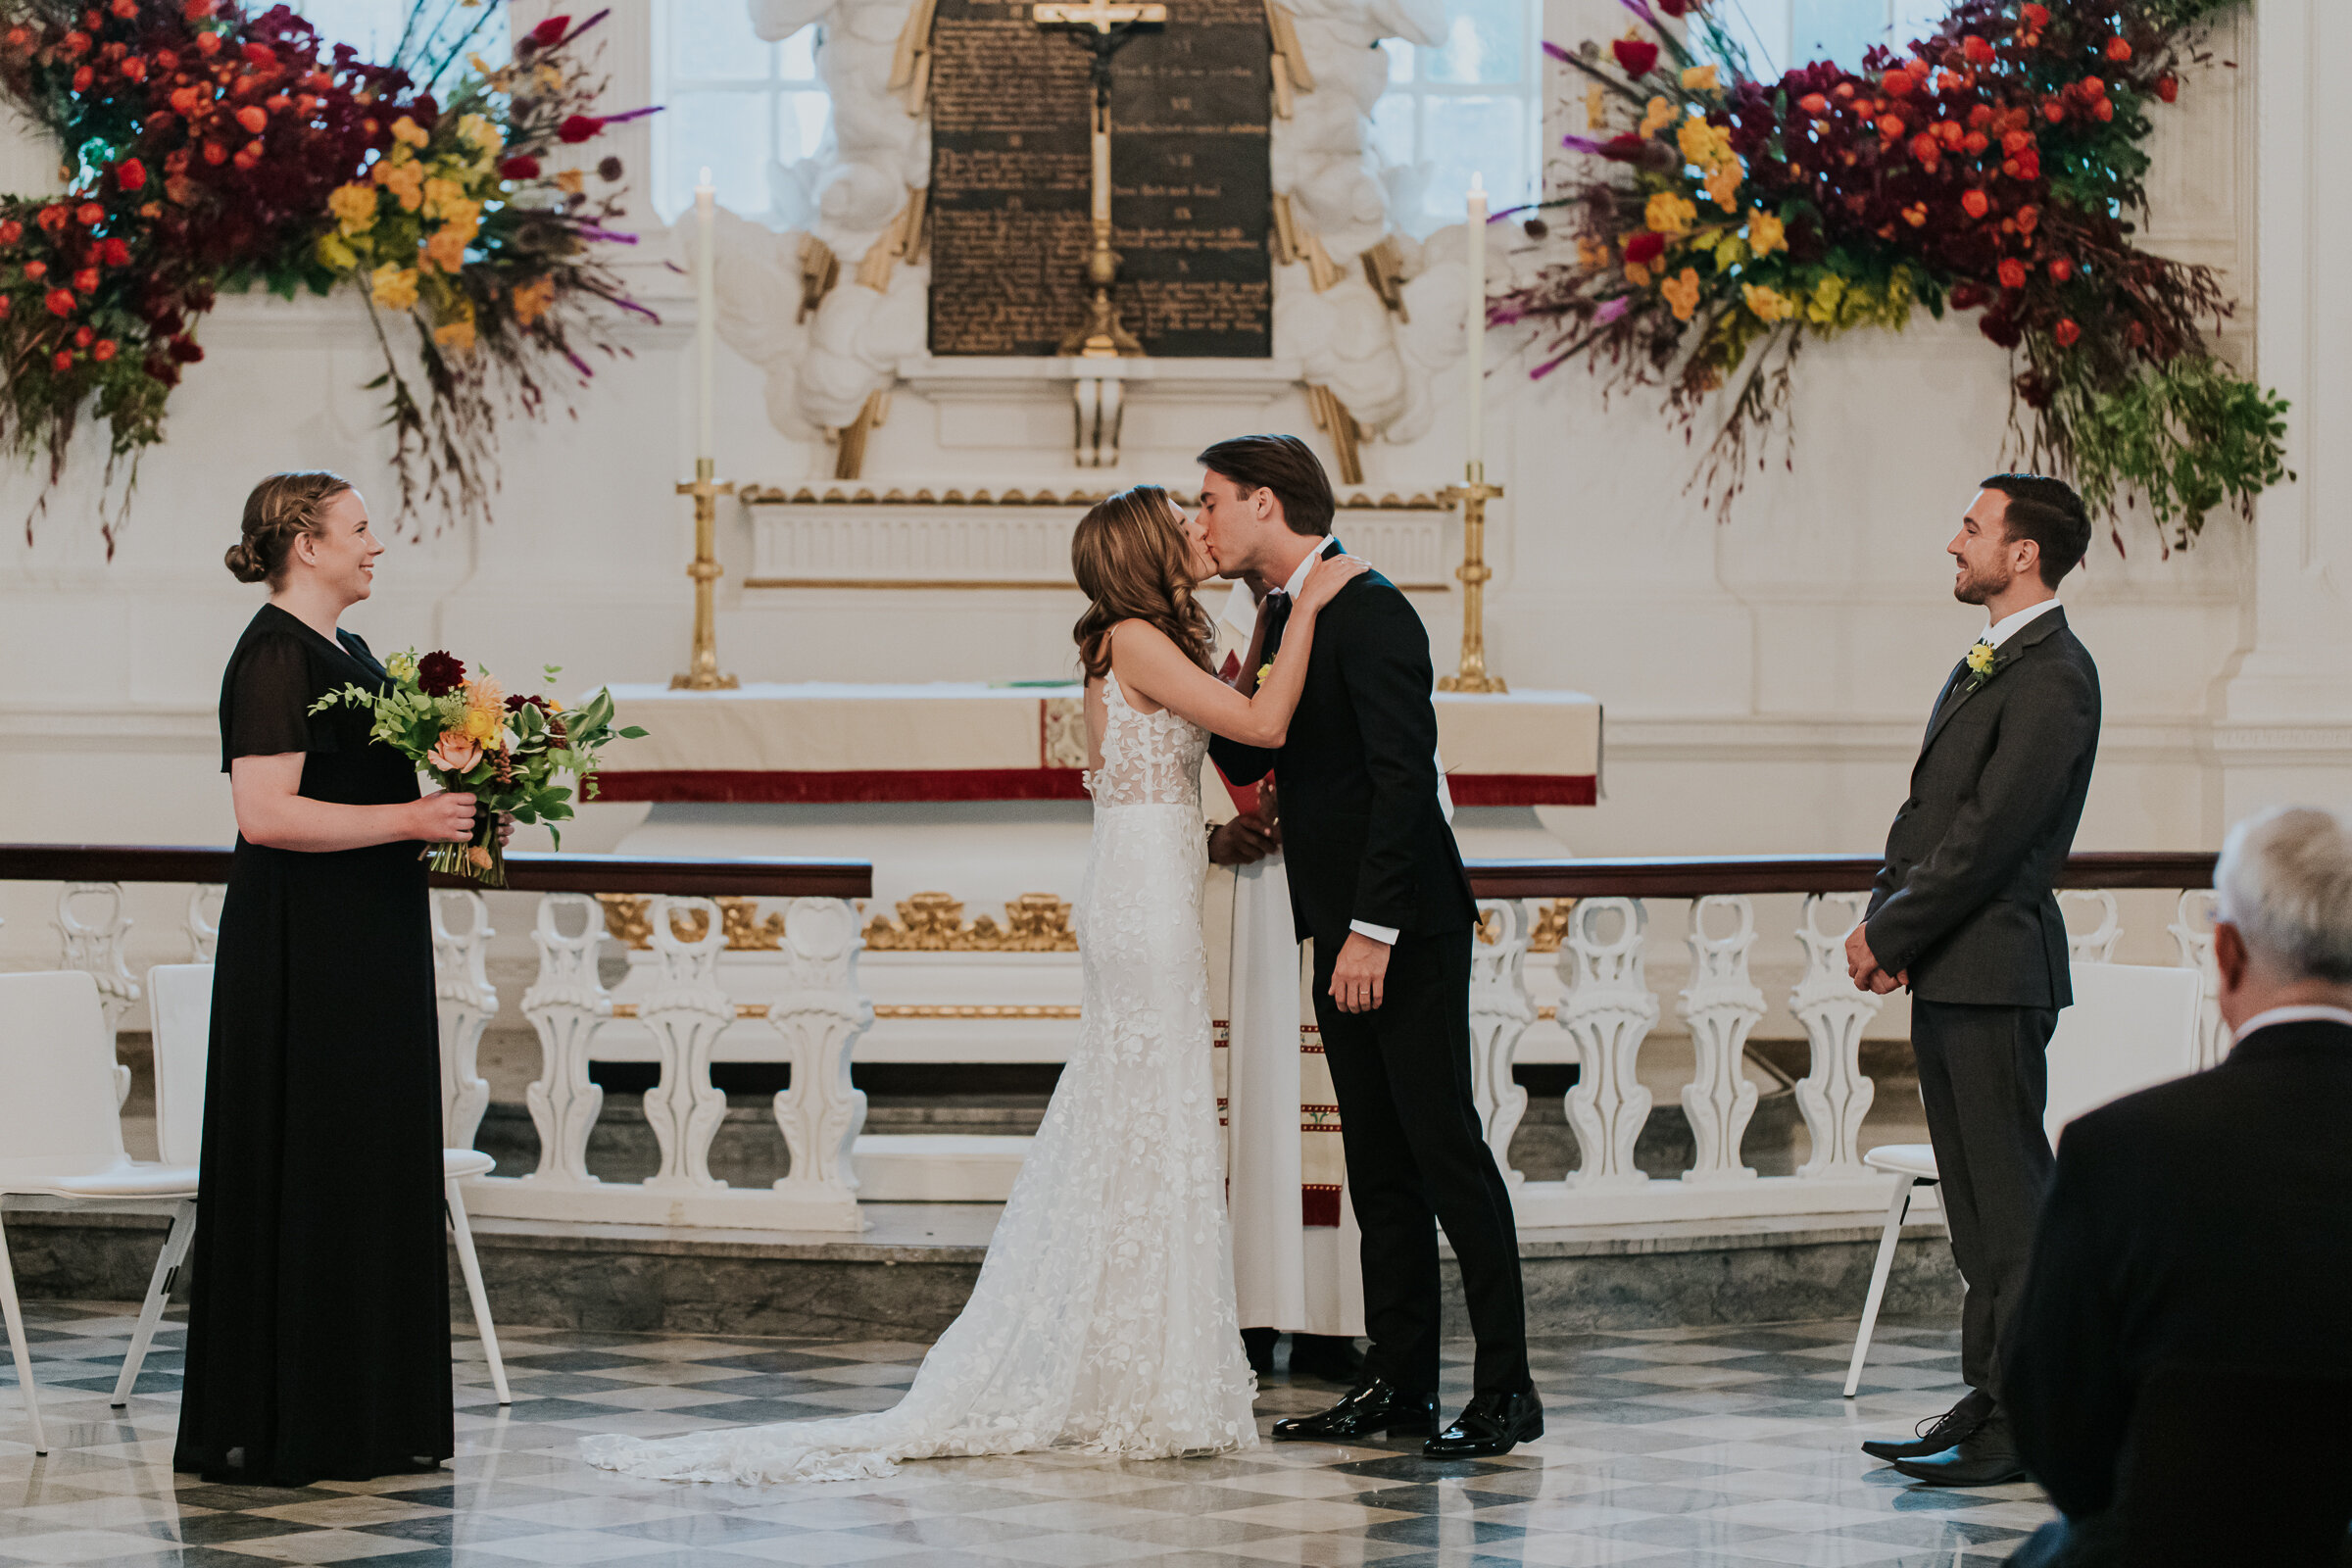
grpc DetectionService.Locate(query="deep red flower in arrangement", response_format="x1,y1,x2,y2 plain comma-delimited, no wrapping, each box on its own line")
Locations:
74,201,101,225
0,220,19,244
2021,3,2049,24
2156,74,2178,103
2106,36,2132,62
417,652,467,697
1961,33,1994,66
1997,258,2028,290
50,348,71,370
92,337,115,360
526,14,571,48
23,259,44,280
115,156,143,190
1611,37,1658,77
1624,230,1665,267
499,155,541,181
43,287,73,316
100,235,128,266
556,113,604,144
73,267,97,293
2054,318,2081,347
2048,257,2075,283
1961,189,1990,220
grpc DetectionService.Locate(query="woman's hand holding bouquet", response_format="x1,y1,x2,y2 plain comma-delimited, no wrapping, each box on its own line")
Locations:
314,649,646,886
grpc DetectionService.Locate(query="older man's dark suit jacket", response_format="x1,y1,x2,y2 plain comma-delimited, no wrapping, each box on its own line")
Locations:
1865,606,2101,1003
2004,1017,2352,1556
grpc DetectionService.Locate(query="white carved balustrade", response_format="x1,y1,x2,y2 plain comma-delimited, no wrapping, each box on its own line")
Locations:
1788,893,1884,1183
1556,898,1660,1191
1678,896,1767,1186
2170,889,2227,1068
55,883,138,1106
1466,900,1535,1183
431,890,499,1151
521,894,612,1187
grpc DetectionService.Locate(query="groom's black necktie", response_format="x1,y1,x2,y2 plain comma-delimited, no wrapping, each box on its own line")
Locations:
1256,591,1294,683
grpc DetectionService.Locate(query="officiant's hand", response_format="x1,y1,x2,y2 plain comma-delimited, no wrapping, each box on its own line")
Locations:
1208,813,1277,865
1330,930,1390,1012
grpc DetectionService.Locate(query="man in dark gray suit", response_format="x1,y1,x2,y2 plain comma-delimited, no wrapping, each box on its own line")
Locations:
1848,473,2101,1486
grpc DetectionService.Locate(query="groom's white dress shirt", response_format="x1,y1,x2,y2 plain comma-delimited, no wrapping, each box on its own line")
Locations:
1982,595,2063,649
1256,547,1452,949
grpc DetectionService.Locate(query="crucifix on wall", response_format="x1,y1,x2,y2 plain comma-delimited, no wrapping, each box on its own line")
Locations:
1032,0,1165,358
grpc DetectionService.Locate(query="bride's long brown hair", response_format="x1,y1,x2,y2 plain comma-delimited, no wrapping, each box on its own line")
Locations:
1071,484,1213,680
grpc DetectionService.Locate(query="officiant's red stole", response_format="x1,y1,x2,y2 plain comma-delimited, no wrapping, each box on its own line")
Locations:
1212,1017,1347,1229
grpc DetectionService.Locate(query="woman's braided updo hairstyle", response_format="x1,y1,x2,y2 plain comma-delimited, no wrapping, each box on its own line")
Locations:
225,470,353,585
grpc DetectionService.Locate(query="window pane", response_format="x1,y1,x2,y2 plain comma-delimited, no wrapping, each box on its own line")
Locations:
780,91,831,166
1368,91,1415,171
1421,0,1524,86
1380,37,1414,84
1420,96,1523,222
291,0,507,88
671,1,773,81
662,92,772,220
1789,0,1891,68
779,23,820,81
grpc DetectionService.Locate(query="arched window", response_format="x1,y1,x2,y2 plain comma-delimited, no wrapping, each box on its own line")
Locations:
1370,0,1544,236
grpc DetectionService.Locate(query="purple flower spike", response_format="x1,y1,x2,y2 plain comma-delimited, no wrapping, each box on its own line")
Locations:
1595,296,1633,324
1560,133,1610,155
1543,39,1575,63
1617,0,1658,23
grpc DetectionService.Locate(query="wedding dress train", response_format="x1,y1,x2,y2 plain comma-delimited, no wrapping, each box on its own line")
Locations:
580,673,1258,1482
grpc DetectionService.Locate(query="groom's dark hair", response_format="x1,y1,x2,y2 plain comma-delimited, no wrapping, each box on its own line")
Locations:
1980,472,2091,587
1198,434,1334,537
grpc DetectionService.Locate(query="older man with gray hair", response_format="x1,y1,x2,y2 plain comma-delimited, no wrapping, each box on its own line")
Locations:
1998,806,2352,1566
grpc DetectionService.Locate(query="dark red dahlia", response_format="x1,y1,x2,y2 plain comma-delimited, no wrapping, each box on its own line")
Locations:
417,651,466,695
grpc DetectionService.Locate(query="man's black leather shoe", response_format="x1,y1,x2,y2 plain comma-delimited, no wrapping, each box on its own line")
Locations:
1886,1414,2027,1487
1860,1389,1994,1462
1270,1379,1437,1442
1424,1390,1544,1458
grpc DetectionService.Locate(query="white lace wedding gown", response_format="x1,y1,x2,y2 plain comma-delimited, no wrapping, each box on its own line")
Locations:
580,674,1259,1483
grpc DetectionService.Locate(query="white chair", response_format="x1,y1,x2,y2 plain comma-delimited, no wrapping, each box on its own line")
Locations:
0,971,201,1454
106,964,512,1408
1841,961,2206,1396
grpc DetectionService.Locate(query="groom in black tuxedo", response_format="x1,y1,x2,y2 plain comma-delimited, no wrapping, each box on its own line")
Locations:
1197,434,1538,1458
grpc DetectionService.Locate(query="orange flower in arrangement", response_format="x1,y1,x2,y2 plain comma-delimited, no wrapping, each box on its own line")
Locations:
1961,190,1990,220
2047,257,2074,283
2053,318,2081,347
1997,258,2028,290
2106,36,2132,63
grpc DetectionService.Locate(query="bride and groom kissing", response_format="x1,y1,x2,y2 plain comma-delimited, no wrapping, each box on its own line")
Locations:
583,433,1540,1486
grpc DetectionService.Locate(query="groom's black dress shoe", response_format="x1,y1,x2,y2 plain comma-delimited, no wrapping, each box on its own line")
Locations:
1886,1413,2028,1487
1271,1379,1438,1442
1860,1389,1994,1462
1425,1390,1544,1458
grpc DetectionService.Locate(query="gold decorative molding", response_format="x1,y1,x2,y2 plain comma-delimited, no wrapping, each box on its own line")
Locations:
1263,0,1313,118
862,891,1079,953
610,1002,772,1020
1305,383,1368,486
832,390,891,481
856,186,930,292
888,0,939,114
1041,697,1089,768
742,577,1082,591
1270,194,1347,291
595,894,785,952
1361,236,1409,320
875,1004,1083,1019
1529,898,1576,953
739,484,1449,511
796,233,841,324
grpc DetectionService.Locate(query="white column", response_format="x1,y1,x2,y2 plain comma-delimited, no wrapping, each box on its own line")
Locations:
2220,0,2352,814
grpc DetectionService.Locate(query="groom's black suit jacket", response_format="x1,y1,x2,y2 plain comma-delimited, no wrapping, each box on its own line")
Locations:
1864,605,2101,1007
1208,545,1477,947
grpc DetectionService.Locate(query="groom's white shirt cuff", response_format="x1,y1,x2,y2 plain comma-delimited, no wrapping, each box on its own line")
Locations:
1274,547,1437,951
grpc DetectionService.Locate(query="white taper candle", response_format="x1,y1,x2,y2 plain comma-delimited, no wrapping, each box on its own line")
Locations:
695,167,716,464
1465,172,1486,479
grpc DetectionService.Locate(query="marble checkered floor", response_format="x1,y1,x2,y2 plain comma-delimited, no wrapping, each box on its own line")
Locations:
0,1300,2054,1566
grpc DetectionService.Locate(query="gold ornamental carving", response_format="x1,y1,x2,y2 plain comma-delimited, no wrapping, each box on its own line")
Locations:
861,891,1080,952
1473,898,1575,951
595,894,786,952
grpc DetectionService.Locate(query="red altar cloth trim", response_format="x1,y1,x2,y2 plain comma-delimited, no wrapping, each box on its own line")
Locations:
596,768,1092,804
1445,773,1599,808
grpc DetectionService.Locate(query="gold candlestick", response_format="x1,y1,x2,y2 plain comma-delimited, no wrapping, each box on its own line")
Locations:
1437,463,1505,694
670,457,740,691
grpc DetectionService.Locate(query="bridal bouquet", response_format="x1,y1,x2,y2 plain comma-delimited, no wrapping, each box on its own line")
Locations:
312,649,645,886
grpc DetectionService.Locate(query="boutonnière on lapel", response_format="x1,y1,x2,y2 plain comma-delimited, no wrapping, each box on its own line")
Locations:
1961,637,2003,695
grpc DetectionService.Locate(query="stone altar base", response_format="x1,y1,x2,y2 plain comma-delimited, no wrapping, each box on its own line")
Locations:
8,1206,1960,1341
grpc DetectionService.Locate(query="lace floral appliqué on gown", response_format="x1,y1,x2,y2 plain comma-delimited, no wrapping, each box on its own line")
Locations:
579,673,1258,1483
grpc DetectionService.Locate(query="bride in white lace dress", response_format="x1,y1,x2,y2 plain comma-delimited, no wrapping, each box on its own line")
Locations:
580,485,1366,1485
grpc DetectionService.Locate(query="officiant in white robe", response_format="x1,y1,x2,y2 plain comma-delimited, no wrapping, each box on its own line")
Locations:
1203,582,1367,1378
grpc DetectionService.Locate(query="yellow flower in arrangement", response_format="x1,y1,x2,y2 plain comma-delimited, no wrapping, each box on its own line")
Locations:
370,263,419,311
1746,209,1786,258
328,181,379,236
535,62,566,93
1661,266,1702,321
1586,84,1608,130
1645,191,1696,237
1681,64,1719,93
1576,233,1610,270
317,232,360,270
374,157,425,212
1962,637,2001,690
1711,232,1745,272
437,317,479,355
422,224,470,273
1741,282,1794,322
1640,96,1674,137
420,175,466,220
1805,274,1847,325
390,116,431,149
1704,161,1742,212
554,168,586,196
1625,260,1652,287
511,274,558,325
457,113,503,158
462,673,505,733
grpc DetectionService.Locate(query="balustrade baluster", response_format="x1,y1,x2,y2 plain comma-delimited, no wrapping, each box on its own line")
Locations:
640,896,733,1191
2170,890,2227,1068
1468,900,1536,1182
2057,888,2121,961
56,882,136,1106
1788,893,1882,1180
184,885,223,960
764,899,873,1208
1678,895,1765,1184
521,894,612,1185
430,889,499,1152
1558,897,1658,1189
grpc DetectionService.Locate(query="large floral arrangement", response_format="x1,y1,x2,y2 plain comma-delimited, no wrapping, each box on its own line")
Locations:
314,648,646,886
1501,0,2288,548
0,1,655,548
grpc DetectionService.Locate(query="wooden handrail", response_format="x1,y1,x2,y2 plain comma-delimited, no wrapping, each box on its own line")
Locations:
1465,850,2217,901
0,844,873,900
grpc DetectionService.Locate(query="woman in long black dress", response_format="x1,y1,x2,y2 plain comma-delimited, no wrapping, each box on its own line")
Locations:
175,471,481,1486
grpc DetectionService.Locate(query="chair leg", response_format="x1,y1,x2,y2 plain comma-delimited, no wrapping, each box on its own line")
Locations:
113,1200,196,1408
445,1180,511,1405
1843,1176,1916,1398
0,1215,49,1455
